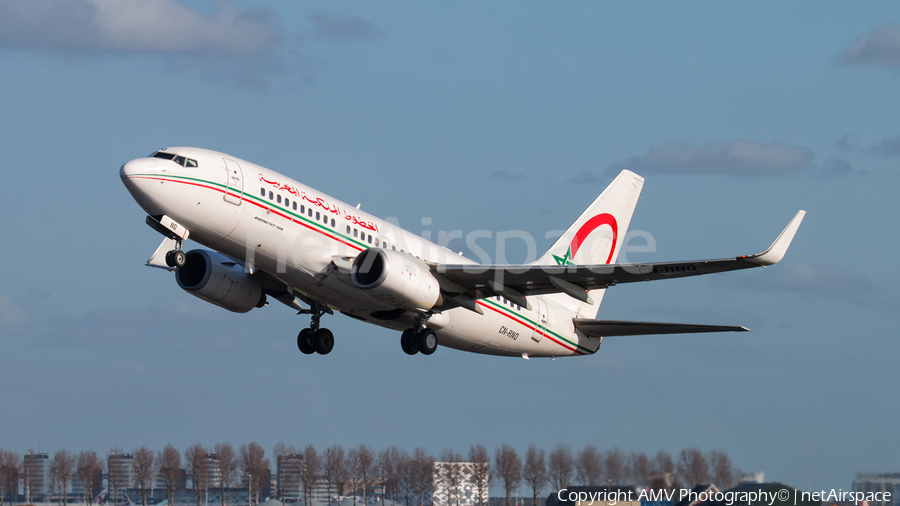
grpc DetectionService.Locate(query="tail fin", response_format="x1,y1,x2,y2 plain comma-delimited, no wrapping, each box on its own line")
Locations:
534,170,644,319
536,170,644,267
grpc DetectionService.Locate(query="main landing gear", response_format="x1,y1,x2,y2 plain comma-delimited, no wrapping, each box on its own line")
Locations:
400,315,438,356
297,301,335,355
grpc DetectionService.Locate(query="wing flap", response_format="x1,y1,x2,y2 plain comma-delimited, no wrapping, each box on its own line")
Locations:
573,318,749,337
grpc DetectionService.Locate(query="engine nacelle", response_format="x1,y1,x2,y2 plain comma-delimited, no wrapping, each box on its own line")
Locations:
351,248,442,312
175,250,266,313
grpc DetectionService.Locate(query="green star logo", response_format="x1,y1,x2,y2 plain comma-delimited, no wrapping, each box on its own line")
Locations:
552,247,575,266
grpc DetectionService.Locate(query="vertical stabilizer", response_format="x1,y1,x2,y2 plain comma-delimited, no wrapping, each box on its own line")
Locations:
534,170,644,318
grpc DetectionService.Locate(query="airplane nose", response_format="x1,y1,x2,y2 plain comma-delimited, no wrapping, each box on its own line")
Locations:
120,157,158,179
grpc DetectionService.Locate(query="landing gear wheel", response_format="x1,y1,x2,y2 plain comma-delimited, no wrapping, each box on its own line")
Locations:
401,329,419,355
313,328,334,355
297,329,315,354
165,250,186,268
416,328,438,355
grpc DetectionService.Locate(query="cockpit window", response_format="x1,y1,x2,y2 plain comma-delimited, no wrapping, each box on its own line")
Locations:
151,151,176,160
150,151,199,167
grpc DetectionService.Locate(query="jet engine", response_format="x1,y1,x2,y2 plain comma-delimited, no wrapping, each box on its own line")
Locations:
175,250,266,313
351,248,442,312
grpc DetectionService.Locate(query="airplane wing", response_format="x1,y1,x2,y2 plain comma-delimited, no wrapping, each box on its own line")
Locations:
429,211,805,309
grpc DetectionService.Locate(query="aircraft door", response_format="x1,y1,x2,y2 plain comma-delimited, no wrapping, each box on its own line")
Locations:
531,298,549,343
223,158,243,205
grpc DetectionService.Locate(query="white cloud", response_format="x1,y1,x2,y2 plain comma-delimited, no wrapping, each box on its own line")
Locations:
842,24,900,68
0,293,30,332
0,0,279,59
607,140,814,177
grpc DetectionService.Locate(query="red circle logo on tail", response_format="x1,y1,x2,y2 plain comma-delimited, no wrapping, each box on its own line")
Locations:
570,213,618,265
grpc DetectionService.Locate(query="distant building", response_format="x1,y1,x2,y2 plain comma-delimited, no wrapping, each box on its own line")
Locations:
277,454,303,502
23,451,51,502
207,453,223,489
108,452,136,493
853,473,899,506
432,462,489,506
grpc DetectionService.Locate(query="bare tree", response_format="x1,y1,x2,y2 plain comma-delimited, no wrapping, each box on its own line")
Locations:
185,444,209,506
50,450,76,506
494,445,521,506
522,446,547,506
130,447,154,506
346,447,361,506
468,446,489,506
547,445,573,491
353,445,376,506
628,452,653,487
299,445,320,506
398,450,414,506
576,446,602,486
410,448,433,506
239,443,269,506
605,448,627,485
0,450,22,506
378,447,404,506
323,445,346,505
648,450,680,491
76,451,104,506
215,443,238,506
677,449,709,488
158,444,183,506
708,451,735,489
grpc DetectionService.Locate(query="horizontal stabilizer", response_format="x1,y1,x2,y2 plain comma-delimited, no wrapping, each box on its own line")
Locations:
573,318,749,337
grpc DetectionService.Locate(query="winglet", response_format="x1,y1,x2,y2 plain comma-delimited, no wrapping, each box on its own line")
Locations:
745,210,806,266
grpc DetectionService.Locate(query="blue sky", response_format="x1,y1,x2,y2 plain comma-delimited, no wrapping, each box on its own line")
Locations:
1,0,899,493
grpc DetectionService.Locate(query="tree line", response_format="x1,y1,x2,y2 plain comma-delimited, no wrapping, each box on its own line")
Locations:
0,444,741,506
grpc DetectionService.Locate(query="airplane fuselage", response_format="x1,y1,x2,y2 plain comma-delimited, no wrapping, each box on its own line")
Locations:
121,147,599,357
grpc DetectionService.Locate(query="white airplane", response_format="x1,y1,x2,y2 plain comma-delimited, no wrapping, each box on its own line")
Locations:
120,147,805,359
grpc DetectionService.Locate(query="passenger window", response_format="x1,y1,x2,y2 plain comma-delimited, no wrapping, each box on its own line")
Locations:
260,188,265,197
186,159,198,168
269,191,273,200
323,214,327,224
301,205,305,214
285,198,289,207
382,242,387,248
293,202,297,211
346,226,351,234
331,218,335,227
368,235,373,244
277,195,282,204
316,211,320,220
308,209,312,217
392,246,396,251
353,229,358,238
